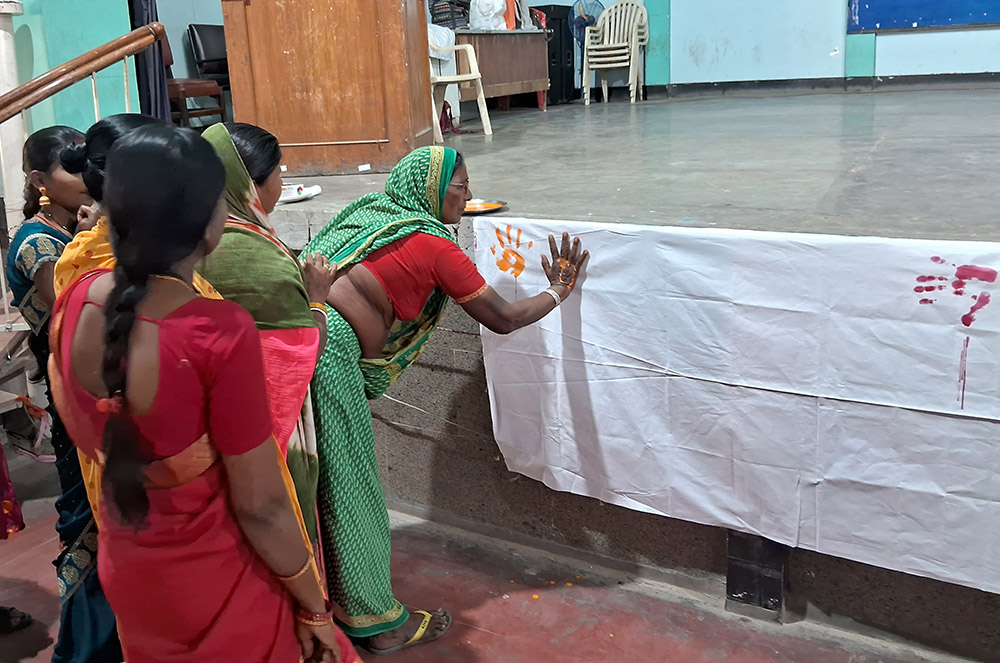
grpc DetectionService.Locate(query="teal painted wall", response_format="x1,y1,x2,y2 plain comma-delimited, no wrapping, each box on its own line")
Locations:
845,33,876,78
13,0,138,133
646,0,669,86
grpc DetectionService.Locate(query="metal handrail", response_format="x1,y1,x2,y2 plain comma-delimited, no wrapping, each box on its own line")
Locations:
0,22,164,124
0,22,166,332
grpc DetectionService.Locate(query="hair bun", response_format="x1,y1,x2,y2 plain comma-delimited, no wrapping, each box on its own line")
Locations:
59,140,88,174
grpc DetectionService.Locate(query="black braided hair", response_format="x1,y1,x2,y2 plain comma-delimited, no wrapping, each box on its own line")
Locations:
224,122,281,186
61,114,162,203
22,126,84,219
100,124,225,528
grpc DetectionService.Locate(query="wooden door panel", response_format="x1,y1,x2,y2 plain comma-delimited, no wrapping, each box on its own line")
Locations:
402,0,434,144
222,0,430,174
243,2,389,142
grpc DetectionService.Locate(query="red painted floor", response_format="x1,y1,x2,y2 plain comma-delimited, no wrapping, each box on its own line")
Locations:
381,525,917,663
2,495,927,663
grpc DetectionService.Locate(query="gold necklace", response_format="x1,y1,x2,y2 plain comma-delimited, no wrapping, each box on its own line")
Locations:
33,212,71,235
150,274,196,292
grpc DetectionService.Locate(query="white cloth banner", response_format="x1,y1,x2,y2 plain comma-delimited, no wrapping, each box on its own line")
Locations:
473,217,1000,594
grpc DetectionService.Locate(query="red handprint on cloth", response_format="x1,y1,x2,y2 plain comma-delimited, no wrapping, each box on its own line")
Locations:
914,257,997,327
915,256,998,409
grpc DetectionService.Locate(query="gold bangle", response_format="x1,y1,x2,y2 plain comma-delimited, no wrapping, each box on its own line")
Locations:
278,556,313,583
309,301,326,310
295,601,334,626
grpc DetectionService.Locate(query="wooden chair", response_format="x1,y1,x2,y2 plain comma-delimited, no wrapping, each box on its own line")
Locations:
583,0,648,105
429,38,492,143
161,33,226,127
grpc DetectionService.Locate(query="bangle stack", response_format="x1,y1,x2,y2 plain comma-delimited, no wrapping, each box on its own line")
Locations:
295,602,334,627
543,288,563,307
280,557,334,626
309,301,329,323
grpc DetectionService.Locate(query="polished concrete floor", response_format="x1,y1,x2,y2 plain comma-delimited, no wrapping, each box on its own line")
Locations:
272,87,1000,250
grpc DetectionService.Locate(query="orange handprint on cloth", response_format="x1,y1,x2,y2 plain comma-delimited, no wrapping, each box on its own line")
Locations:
491,224,533,277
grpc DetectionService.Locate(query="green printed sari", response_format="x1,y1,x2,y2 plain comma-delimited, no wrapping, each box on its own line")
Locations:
199,123,322,541
304,146,459,637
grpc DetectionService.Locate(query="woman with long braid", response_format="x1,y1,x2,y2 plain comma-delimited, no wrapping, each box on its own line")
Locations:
48,125,359,662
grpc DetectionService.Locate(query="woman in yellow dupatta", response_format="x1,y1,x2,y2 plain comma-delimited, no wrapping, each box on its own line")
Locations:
54,115,219,302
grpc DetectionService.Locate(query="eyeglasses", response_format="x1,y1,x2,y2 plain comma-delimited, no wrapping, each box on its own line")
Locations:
448,180,470,192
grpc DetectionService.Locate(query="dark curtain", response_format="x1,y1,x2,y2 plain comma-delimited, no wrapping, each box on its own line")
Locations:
128,0,170,122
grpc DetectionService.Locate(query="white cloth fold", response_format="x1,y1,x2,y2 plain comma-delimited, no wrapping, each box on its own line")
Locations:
428,23,457,64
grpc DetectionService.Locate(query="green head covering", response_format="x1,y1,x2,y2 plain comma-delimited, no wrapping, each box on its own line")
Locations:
384,144,458,221
307,145,460,268
202,123,270,227
199,122,313,331
304,145,463,399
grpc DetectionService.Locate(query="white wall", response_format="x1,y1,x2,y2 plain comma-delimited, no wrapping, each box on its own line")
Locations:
876,28,1000,76
669,0,847,84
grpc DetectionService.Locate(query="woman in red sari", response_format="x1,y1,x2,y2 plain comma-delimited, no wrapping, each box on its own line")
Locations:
48,124,359,663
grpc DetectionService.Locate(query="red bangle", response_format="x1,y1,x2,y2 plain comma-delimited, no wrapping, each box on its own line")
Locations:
295,602,333,626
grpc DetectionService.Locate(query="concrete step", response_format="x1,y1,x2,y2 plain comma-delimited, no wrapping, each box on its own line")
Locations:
270,174,388,251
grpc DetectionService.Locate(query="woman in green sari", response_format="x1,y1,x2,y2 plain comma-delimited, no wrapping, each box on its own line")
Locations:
305,145,588,655
199,123,336,542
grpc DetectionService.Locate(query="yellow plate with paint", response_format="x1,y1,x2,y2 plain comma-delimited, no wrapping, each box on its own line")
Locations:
463,199,507,215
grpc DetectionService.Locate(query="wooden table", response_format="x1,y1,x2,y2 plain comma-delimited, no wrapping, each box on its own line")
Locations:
454,29,550,109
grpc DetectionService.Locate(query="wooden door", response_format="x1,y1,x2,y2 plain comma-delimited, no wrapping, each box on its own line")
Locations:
222,0,434,175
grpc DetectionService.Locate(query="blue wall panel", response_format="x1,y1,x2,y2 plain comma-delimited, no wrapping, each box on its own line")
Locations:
850,0,1000,33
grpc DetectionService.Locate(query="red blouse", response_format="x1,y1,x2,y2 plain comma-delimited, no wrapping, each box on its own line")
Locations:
360,232,487,320
50,271,300,663
57,282,274,460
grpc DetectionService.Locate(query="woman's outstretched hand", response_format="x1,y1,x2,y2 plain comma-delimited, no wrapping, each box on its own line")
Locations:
540,232,589,300
302,253,337,303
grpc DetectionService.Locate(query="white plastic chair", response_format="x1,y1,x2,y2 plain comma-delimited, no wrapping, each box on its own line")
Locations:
428,37,493,143
582,0,649,105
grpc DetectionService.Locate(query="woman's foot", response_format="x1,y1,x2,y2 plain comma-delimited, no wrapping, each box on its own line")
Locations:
0,606,32,634
367,608,451,656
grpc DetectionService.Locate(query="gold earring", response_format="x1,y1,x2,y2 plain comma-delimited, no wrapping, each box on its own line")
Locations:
38,186,50,207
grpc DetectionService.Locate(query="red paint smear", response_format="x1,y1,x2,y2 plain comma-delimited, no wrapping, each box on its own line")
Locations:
958,335,970,409
955,265,998,283
961,292,991,327
916,275,933,282
931,256,947,264
919,298,935,305
938,276,948,281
